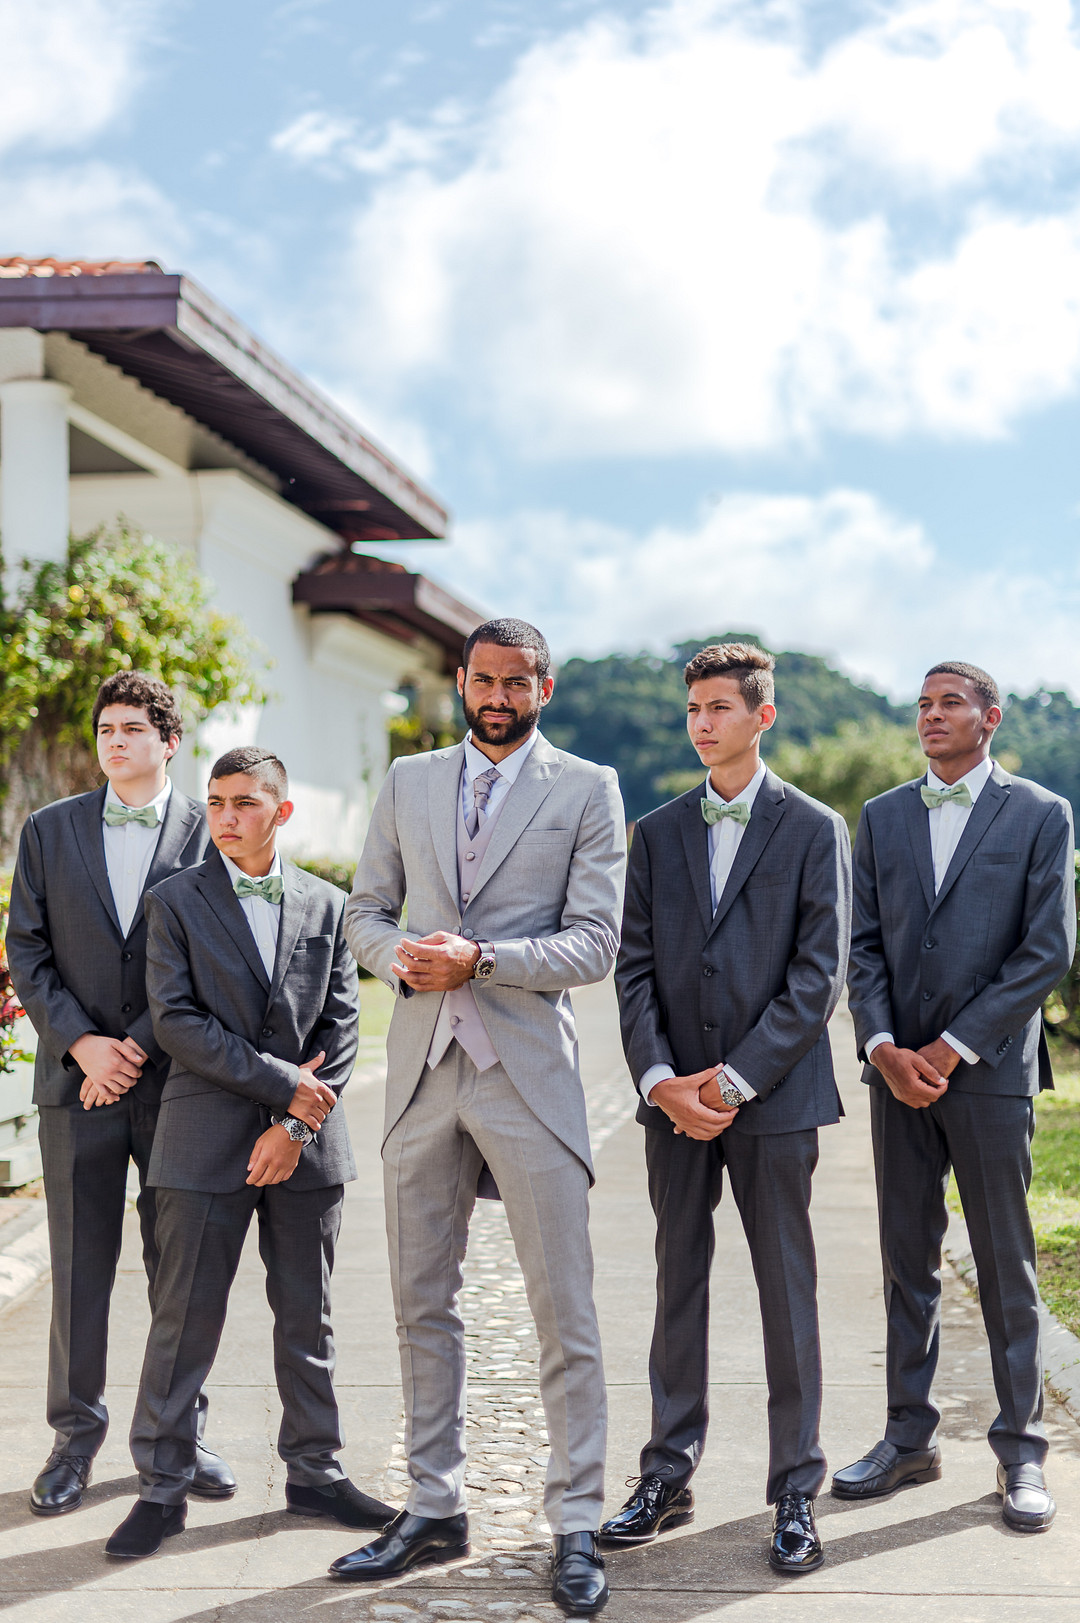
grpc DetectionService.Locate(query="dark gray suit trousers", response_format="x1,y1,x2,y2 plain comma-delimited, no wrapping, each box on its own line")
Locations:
641,1123,825,1503
130,1182,345,1503
870,1085,1044,1465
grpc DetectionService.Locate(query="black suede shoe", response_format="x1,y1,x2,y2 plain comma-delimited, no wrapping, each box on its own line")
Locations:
29,1453,92,1516
997,1462,1056,1532
191,1445,237,1499
329,1510,469,1579
768,1494,823,1575
831,1440,941,1499
105,1500,187,1559
287,1478,396,1528
551,1531,609,1616
600,1471,694,1545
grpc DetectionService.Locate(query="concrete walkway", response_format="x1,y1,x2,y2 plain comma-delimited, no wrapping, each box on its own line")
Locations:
1,981,1078,1620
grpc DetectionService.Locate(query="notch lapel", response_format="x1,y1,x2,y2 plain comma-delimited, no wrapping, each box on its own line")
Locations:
269,864,308,1001
72,788,123,939
929,765,1011,915
679,785,714,935
126,790,202,939
706,771,787,939
428,744,467,916
196,851,271,993
902,779,936,912
466,736,565,906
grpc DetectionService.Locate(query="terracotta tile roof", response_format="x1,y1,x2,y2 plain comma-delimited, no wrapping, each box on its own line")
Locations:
0,257,164,279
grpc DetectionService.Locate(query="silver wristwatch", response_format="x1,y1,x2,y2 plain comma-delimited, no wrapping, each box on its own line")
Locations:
271,1114,315,1146
717,1072,747,1109
472,941,497,981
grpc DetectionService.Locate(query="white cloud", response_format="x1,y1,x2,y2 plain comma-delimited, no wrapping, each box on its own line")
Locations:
335,0,1080,457
0,163,186,264
0,0,157,156
395,487,1080,700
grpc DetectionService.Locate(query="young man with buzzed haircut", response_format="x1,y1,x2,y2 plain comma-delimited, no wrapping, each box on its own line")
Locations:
606,642,851,1576
6,671,234,1516
835,662,1075,1533
105,747,391,1558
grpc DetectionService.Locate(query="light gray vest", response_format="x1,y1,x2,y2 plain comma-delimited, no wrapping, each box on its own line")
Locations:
425,780,506,1072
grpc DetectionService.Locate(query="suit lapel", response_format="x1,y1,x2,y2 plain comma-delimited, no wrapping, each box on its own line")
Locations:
929,764,1011,914
428,744,466,916
706,769,787,938
269,864,308,1001
679,784,715,934
466,734,565,906
71,787,123,939
126,789,202,939
196,850,271,992
902,780,937,912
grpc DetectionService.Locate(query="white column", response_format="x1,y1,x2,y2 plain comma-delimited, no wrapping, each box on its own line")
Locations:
0,377,72,567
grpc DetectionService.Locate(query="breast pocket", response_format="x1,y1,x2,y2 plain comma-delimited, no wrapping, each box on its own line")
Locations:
972,852,1021,865
293,935,333,951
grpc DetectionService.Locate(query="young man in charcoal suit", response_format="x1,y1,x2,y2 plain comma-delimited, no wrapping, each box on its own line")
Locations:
105,747,392,1557
605,643,851,1575
834,662,1075,1532
6,672,234,1515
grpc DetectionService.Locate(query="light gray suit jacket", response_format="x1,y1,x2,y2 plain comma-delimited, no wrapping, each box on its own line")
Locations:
345,733,626,1176
848,764,1076,1095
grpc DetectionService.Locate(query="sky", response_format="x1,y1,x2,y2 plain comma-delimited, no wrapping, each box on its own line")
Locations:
4,0,1080,699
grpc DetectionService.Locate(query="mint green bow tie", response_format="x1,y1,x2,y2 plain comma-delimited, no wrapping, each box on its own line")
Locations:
233,874,284,904
920,782,973,811
701,798,751,827
104,802,160,829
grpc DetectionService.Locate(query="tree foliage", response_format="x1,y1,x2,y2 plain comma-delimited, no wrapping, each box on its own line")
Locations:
767,721,927,837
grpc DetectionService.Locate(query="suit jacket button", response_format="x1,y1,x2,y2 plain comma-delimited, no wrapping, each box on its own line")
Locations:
121,1003,132,1013
923,940,936,951
262,1026,273,1037
702,966,714,976
464,852,476,861
122,951,132,962
703,1022,714,1031
922,991,932,1000
463,929,474,939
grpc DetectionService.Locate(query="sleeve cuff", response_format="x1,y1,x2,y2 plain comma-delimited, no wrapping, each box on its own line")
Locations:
941,1030,980,1066
721,1063,757,1102
865,1031,894,1059
640,1063,676,1105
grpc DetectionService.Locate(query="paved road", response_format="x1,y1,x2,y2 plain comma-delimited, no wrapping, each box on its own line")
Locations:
1,980,1078,1620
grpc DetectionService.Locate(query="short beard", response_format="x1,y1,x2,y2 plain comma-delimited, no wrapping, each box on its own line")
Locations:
464,697,541,748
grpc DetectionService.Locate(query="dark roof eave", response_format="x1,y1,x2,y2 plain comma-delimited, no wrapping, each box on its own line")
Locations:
292,564,483,661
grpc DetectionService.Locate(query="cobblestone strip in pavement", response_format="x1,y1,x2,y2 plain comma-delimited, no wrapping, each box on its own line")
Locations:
356,1061,638,1623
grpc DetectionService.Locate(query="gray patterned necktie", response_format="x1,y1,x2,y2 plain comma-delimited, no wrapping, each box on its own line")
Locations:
467,766,501,838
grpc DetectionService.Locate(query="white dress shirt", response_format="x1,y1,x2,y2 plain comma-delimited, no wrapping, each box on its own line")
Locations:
102,779,172,938
642,762,767,1107
461,727,539,826
865,756,995,1069
220,849,283,978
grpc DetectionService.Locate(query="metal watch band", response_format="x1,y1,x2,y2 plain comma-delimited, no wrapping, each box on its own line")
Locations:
271,1114,315,1146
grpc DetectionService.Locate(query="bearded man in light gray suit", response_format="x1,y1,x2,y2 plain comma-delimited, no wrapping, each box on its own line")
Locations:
336,618,626,1617
834,661,1075,1534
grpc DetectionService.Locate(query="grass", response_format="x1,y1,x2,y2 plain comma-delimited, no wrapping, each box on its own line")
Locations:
357,974,396,1041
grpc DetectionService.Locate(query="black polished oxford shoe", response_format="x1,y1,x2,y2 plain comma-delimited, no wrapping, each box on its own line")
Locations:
29,1453,92,1516
286,1477,396,1528
831,1440,941,1499
105,1500,187,1559
768,1493,823,1575
997,1462,1056,1532
329,1510,469,1579
190,1445,237,1499
600,1471,694,1545
551,1531,609,1616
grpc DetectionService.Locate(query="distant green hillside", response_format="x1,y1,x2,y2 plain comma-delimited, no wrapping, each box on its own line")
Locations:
543,635,1080,824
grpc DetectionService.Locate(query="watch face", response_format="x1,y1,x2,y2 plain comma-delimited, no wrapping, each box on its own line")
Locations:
719,1083,744,1108
475,954,496,979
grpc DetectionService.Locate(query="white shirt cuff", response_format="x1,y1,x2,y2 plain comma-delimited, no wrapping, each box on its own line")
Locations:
865,1031,894,1058
720,1064,757,1101
640,1063,675,1105
941,1030,980,1066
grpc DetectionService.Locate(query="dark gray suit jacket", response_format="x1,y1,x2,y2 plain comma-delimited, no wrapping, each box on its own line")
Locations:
848,764,1076,1095
144,851,359,1193
6,784,209,1107
617,770,852,1136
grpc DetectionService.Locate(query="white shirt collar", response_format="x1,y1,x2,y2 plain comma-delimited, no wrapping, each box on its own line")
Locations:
704,759,767,809
219,848,283,887
926,756,994,803
104,777,173,819
464,727,540,787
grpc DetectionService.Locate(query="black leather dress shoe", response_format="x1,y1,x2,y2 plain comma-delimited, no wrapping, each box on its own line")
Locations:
997,1462,1056,1532
29,1453,92,1516
551,1531,609,1616
599,1472,694,1544
831,1440,941,1499
768,1494,823,1575
328,1510,469,1579
287,1478,396,1527
105,1500,187,1558
191,1445,237,1499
